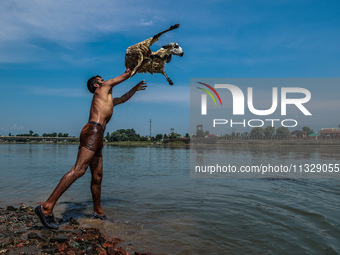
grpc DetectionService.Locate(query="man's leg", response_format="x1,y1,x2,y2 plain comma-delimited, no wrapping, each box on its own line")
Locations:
90,155,104,216
42,146,95,216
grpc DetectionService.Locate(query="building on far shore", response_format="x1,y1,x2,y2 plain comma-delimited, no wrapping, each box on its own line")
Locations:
290,130,307,139
308,133,319,140
319,128,340,139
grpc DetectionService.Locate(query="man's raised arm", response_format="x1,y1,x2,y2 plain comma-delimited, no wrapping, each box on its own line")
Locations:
113,80,147,106
102,69,132,89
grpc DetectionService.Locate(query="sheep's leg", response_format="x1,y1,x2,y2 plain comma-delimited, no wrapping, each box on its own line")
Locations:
130,52,144,77
162,70,174,85
150,24,180,45
136,57,151,73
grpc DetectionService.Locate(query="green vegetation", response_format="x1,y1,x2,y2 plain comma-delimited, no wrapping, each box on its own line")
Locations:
302,126,314,135
155,134,163,141
105,129,185,142
13,130,70,137
106,129,141,142
168,132,182,139
214,126,293,139
264,126,275,137
103,129,189,146
250,127,264,137
275,127,291,138
247,126,291,138
41,132,69,137
195,129,209,138
17,130,39,137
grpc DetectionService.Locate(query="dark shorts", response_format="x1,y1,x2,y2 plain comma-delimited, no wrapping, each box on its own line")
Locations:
79,121,104,157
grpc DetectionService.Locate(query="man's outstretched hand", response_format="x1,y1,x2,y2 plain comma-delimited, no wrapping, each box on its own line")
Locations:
123,68,132,79
136,80,147,91
113,80,146,106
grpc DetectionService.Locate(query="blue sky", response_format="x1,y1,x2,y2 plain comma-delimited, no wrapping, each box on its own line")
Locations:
1,0,339,136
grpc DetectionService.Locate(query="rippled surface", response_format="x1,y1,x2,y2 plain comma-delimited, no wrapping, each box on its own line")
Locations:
0,144,340,254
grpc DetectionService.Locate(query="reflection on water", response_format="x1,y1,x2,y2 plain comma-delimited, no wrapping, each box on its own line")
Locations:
0,144,340,254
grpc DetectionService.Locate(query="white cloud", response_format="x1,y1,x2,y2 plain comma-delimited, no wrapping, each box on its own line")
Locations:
0,0,164,63
140,19,154,26
0,0,162,44
13,124,24,130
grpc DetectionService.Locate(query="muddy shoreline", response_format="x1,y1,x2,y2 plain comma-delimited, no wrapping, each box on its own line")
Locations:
0,204,150,255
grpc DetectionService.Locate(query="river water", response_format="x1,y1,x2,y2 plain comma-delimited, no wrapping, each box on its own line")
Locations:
0,144,339,254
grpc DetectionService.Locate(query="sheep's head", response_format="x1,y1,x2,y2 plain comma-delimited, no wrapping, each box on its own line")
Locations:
162,43,184,57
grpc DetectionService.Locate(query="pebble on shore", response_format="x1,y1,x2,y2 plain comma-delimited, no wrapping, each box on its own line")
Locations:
0,204,151,255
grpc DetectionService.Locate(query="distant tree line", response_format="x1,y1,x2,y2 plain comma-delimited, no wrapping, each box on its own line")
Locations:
6,128,189,141
106,129,141,142
195,126,315,139
248,126,291,138
12,130,69,137
16,130,39,137
42,133,70,138
155,132,189,140
246,126,314,138
105,129,189,142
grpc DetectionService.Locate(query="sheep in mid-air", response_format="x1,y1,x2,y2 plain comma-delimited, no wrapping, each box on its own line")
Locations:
125,24,183,85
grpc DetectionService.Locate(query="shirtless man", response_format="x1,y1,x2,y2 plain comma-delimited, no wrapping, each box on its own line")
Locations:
35,69,146,230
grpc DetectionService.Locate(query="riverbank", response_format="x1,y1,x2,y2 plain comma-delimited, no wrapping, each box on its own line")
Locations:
0,140,190,147
105,141,189,147
0,204,150,255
